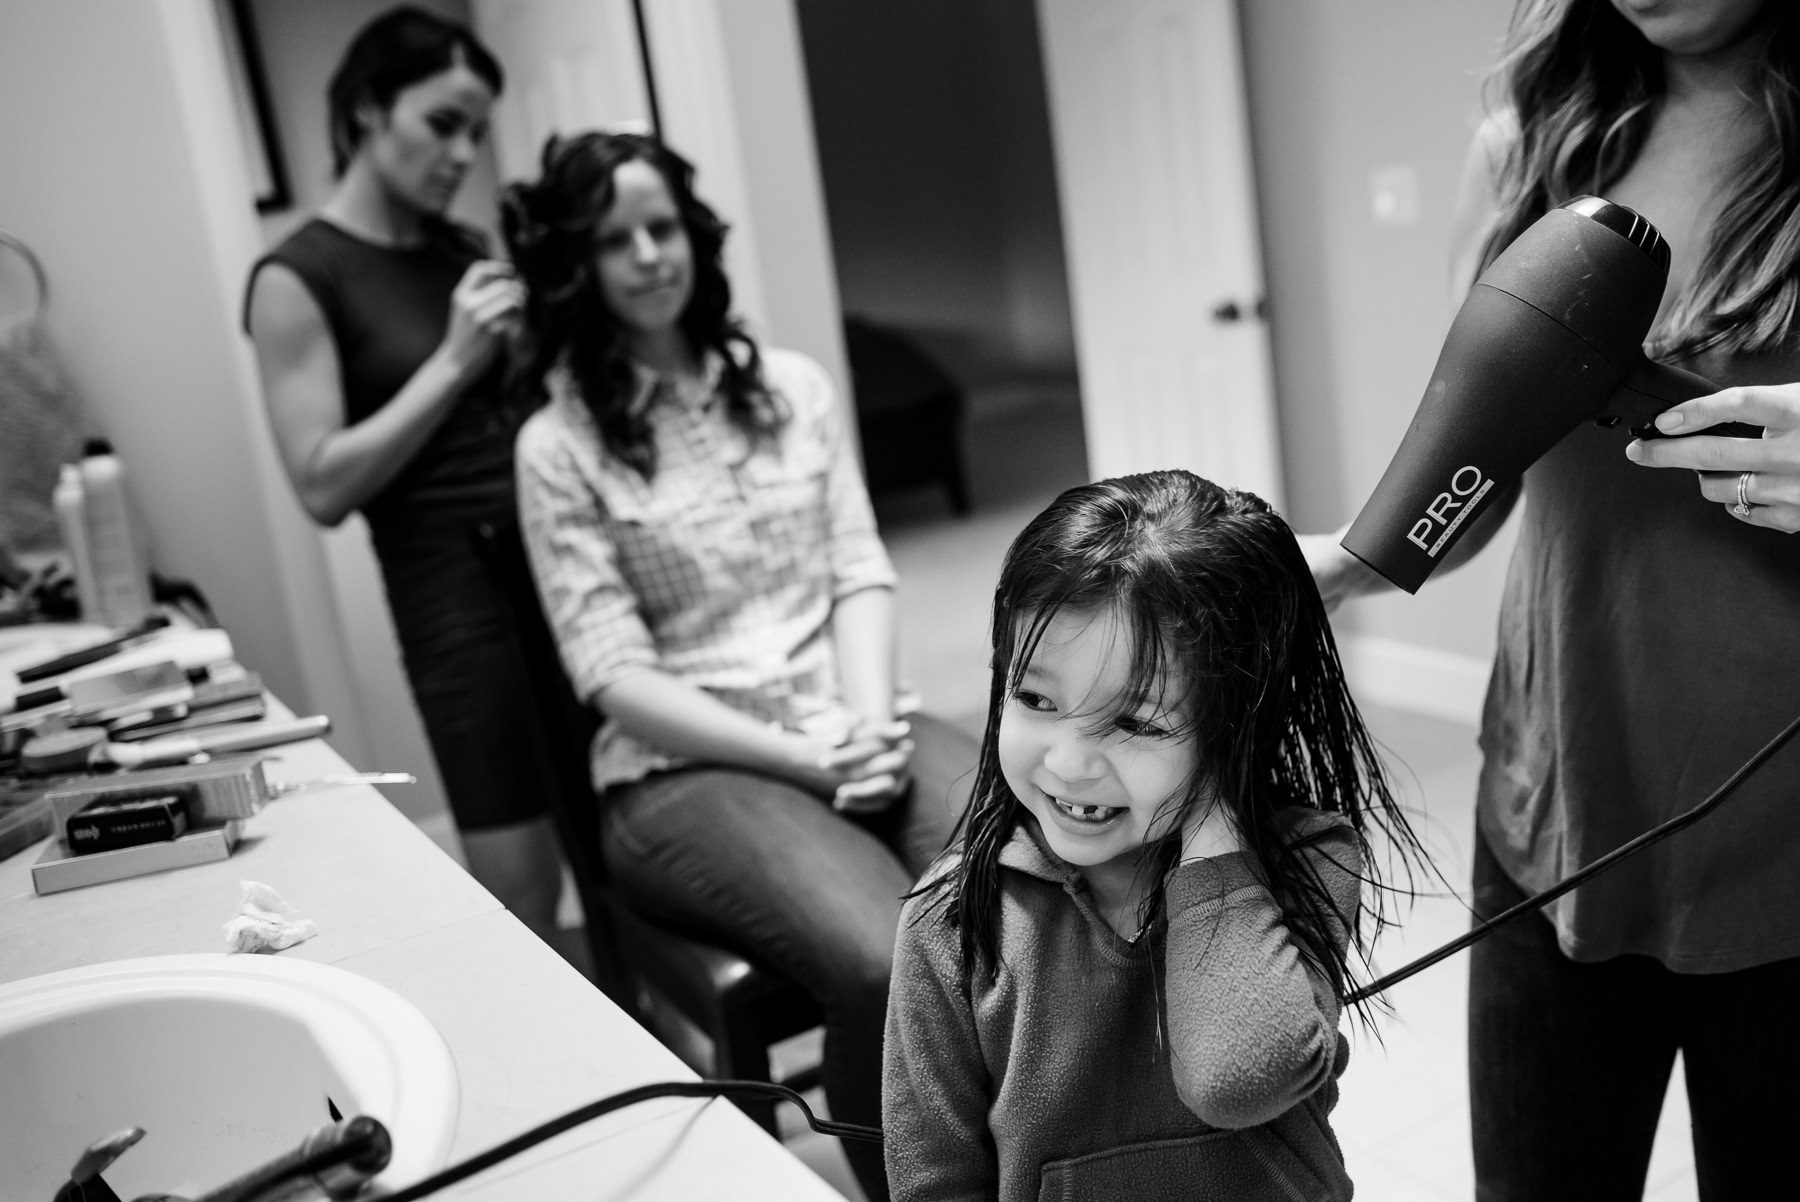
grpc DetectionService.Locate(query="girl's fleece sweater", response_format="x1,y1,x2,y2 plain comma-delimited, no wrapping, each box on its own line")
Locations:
883,808,1361,1201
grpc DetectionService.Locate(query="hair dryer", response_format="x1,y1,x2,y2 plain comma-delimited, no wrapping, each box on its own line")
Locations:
1340,195,1750,594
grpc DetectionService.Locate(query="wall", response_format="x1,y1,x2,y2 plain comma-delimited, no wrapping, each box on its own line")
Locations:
644,0,850,398
1240,0,1518,721
795,0,1076,385
0,0,371,760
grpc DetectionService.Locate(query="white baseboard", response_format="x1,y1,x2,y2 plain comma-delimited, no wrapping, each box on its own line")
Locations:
1338,634,1491,729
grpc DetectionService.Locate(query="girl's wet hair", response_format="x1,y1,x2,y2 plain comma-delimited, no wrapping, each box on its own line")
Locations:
499,130,782,477
326,5,503,178
929,469,1424,1025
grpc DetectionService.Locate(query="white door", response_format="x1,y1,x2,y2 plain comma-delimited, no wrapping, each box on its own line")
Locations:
469,0,654,182
1036,0,1283,509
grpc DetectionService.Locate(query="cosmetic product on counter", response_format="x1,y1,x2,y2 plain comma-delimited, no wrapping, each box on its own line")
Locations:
43,756,273,830
1,627,236,718
19,713,330,776
78,439,153,631
63,792,189,853
52,463,101,621
13,614,171,685
30,819,242,894
28,759,262,894
64,660,193,726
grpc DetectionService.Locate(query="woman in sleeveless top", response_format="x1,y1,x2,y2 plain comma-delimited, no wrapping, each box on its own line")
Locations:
242,7,588,951
1307,2,1800,1197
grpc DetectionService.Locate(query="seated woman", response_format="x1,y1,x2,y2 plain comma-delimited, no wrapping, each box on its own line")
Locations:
501,129,976,1201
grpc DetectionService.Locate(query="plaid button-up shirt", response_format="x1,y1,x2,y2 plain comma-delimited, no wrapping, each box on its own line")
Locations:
516,347,900,791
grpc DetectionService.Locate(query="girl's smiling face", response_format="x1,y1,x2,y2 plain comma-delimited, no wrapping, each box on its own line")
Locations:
998,605,1200,893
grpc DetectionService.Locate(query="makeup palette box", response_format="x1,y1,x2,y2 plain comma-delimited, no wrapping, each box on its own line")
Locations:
30,819,242,895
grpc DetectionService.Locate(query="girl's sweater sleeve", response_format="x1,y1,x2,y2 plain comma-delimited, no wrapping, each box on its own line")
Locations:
882,888,998,1202
1163,816,1363,1129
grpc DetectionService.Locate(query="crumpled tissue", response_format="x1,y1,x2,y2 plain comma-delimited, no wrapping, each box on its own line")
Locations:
223,880,319,953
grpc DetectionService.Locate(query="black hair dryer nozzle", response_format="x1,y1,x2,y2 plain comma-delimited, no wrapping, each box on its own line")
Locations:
1340,196,1730,594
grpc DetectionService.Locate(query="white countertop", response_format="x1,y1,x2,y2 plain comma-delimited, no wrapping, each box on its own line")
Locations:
0,720,848,1199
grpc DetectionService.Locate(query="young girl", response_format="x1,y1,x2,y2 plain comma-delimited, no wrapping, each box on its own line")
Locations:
884,469,1420,1201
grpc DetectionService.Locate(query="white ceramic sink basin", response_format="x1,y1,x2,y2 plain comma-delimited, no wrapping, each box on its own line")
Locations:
0,954,459,1199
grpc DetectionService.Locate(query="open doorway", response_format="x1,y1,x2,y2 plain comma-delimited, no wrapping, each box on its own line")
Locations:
793,0,1091,734
793,0,1089,536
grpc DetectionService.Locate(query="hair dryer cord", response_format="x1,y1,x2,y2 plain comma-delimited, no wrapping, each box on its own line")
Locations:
1348,706,1800,1005
380,1079,882,1202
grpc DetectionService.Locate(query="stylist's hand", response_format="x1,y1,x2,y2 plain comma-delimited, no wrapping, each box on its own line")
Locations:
1298,528,1380,613
440,260,524,376
821,718,915,815
1625,382,1800,533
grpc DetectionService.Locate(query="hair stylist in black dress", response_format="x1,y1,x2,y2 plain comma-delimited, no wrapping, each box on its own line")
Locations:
243,6,590,950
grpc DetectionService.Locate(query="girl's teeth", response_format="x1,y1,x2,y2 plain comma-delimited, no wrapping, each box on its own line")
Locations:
1056,798,1118,821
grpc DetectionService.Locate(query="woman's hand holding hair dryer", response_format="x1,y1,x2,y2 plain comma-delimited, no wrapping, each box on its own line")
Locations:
1627,382,1800,534
1298,529,1385,614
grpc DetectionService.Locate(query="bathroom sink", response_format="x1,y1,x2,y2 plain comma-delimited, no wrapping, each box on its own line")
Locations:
0,954,459,1199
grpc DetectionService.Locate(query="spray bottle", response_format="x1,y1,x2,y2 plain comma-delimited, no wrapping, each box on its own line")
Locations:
77,438,153,630
52,462,101,621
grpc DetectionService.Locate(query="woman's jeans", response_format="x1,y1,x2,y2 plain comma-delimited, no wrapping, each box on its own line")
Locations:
1468,828,1800,1201
602,713,976,1202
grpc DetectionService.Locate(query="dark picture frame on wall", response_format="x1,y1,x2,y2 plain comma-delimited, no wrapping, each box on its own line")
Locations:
216,0,291,213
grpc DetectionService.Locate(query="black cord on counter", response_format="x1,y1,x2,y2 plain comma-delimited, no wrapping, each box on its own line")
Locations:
380,1079,883,1202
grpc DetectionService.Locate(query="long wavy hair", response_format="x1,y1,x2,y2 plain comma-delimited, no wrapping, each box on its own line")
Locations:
500,131,781,477
326,5,503,180
921,470,1425,1026
1478,0,1799,356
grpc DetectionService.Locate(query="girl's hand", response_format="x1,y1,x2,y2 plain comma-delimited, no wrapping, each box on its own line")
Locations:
1626,382,1800,533
439,260,523,377
1179,794,1244,862
821,718,915,814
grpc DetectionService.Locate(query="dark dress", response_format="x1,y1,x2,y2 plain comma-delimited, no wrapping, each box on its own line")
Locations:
1478,337,1800,972
247,218,591,831
1469,336,1800,1197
